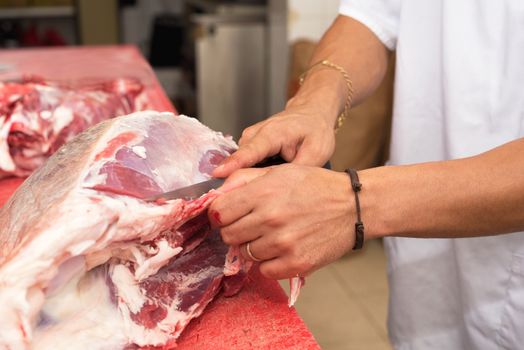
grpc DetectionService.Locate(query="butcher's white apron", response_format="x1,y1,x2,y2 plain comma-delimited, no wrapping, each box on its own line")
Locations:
339,1,524,349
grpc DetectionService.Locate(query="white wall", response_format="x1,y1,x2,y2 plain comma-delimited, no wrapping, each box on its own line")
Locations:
287,0,340,42
266,0,340,113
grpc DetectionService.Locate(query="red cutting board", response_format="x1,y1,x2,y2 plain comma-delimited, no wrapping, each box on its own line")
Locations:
0,179,319,349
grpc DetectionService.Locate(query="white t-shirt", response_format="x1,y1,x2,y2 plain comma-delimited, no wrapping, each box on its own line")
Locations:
339,1,524,349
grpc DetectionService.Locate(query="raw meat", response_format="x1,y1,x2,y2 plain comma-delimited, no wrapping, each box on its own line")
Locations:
0,111,303,350
0,77,148,179
0,111,244,349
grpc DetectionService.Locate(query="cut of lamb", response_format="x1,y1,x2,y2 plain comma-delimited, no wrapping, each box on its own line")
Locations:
0,112,244,349
0,111,303,350
0,77,147,178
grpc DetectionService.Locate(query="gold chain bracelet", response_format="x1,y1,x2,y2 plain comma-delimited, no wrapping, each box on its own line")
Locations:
299,60,354,132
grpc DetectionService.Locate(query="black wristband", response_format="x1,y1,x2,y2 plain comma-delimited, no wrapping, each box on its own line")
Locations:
345,168,364,250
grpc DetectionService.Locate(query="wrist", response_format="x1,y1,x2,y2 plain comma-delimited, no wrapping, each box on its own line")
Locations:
332,171,359,250
354,166,387,241
287,68,348,127
357,166,409,241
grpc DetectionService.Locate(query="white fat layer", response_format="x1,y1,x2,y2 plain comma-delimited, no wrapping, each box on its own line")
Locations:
131,244,157,261
0,286,45,350
0,190,182,285
110,264,146,314
46,256,86,297
84,241,155,270
40,110,52,120
52,106,74,137
0,112,238,348
0,115,16,171
0,190,180,347
134,240,183,281
33,268,127,350
68,239,97,256
131,145,147,159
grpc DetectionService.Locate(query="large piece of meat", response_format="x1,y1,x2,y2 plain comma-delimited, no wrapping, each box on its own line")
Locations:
0,77,147,178
0,111,253,349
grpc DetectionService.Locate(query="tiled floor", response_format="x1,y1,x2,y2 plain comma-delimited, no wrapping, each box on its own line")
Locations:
280,240,392,350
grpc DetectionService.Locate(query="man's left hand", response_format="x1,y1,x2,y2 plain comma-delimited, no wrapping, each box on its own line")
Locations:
208,164,355,279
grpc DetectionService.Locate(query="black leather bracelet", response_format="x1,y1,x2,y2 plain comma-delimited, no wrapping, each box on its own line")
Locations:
345,168,365,250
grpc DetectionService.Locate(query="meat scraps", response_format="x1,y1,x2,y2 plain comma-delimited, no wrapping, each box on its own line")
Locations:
0,77,147,178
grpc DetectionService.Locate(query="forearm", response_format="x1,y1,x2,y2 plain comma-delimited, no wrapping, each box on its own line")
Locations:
361,138,524,239
214,16,390,176
290,15,390,126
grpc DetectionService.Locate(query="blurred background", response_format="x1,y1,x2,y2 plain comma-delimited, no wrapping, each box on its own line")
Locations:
0,1,394,348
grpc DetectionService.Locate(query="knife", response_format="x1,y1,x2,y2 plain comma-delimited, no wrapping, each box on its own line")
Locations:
147,178,225,202
146,155,286,202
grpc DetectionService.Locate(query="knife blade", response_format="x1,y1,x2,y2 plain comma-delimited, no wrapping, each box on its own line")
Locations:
146,178,225,202
146,155,286,202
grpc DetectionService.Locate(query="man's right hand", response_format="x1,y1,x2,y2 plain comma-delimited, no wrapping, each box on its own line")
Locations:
212,14,390,178
213,102,337,178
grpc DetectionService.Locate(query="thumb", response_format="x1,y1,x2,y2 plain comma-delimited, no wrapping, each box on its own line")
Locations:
292,135,331,167
213,133,280,178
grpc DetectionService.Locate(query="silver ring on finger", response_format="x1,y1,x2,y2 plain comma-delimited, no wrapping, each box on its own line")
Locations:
246,241,263,262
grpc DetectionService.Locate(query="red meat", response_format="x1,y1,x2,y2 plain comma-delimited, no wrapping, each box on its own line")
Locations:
0,77,147,178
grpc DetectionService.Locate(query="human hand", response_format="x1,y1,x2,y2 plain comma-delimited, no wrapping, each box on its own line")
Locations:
209,164,354,279
212,102,337,178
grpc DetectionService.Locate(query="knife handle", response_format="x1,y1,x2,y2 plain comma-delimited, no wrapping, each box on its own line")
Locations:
254,155,287,168
253,156,331,170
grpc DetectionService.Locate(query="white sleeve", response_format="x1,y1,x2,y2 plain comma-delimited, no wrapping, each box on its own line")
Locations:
339,0,400,50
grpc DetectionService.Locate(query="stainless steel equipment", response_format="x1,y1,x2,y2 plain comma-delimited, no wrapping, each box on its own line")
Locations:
190,0,267,139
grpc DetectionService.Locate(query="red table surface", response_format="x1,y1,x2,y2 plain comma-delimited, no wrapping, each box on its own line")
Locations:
0,45,174,112
0,46,319,349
